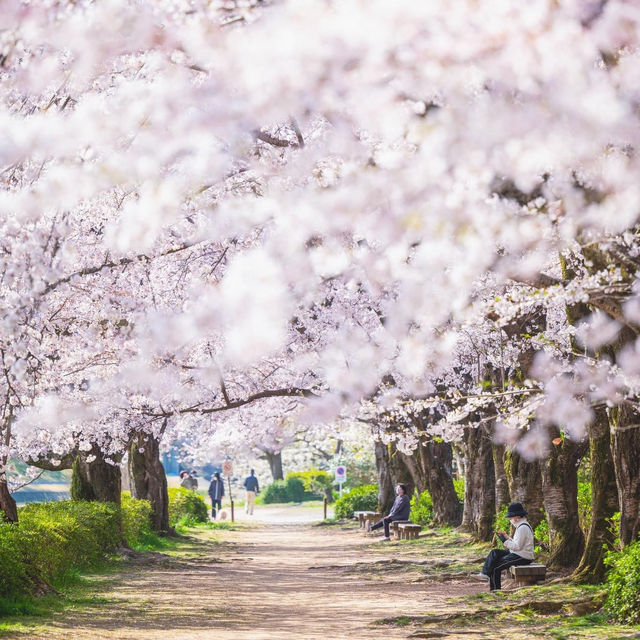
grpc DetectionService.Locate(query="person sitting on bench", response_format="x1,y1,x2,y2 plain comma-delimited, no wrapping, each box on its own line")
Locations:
474,502,534,591
367,483,410,541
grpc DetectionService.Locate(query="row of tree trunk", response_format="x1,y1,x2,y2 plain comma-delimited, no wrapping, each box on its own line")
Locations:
375,405,640,583
0,433,173,540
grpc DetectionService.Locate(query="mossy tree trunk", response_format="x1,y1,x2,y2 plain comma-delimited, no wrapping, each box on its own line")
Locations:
492,443,510,514
375,439,414,514
409,433,461,527
129,432,171,535
572,407,619,583
612,404,640,546
540,424,588,569
0,415,17,523
374,429,460,525
504,449,545,530
71,445,121,506
0,475,17,523
460,424,495,541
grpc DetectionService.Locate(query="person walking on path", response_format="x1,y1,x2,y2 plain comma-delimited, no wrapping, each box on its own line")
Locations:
367,483,411,541
243,469,260,515
179,470,197,490
474,502,534,591
208,472,225,519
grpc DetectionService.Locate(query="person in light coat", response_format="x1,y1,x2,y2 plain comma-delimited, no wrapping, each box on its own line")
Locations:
474,502,534,591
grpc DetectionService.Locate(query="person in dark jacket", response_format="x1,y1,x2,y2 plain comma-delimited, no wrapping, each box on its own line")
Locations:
367,483,411,541
243,469,260,515
208,472,225,519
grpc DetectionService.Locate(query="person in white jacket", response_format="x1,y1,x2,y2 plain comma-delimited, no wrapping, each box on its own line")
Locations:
474,502,535,591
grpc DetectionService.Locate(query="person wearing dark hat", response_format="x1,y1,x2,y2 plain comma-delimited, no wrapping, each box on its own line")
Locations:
473,502,534,591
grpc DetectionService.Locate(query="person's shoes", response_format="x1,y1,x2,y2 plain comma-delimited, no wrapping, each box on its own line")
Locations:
472,572,489,581
381,536,391,542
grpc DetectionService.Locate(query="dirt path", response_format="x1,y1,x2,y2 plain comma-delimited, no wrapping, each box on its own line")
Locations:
10,513,482,640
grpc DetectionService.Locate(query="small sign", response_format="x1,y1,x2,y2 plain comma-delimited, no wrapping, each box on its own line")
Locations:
334,465,347,484
223,460,233,476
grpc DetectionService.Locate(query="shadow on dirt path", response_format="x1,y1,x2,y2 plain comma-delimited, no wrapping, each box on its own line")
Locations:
4,510,482,639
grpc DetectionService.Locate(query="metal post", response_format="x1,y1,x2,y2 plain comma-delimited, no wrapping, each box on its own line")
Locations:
228,476,234,523
323,496,327,520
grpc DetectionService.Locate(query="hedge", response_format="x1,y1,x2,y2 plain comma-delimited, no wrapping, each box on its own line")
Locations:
0,497,152,601
167,487,209,525
334,484,378,519
606,540,640,624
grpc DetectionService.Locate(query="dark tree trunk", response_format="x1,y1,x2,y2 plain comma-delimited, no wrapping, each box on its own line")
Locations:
0,475,17,523
504,450,545,530
265,450,284,481
375,440,414,514
410,437,461,526
71,446,121,505
129,433,171,535
612,404,640,546
460,424,495,541
572,407,619,583
324,485,334,504
540,425,588,569
1,415,18,523
492,444,510,514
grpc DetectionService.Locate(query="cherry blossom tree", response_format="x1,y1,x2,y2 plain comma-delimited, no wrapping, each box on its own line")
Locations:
2,0,640,580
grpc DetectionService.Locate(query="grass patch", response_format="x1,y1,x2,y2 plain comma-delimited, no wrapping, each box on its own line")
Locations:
0,527,226,636
368,527,640,640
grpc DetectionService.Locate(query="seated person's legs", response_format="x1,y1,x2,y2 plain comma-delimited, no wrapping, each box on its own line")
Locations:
370,518,385,531
489,552,527,591
482,548,509,577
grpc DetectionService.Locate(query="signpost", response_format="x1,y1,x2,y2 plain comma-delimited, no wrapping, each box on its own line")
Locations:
223,460,234,522
334,465,347,499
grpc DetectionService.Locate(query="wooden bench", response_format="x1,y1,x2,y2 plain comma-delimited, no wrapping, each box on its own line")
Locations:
354,511,374,528
397,523,422,540
354,511,380,529
361,512,381,532
509,563,546,586
390,520,411,540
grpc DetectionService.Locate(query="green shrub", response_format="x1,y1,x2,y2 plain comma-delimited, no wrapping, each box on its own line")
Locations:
0,500,122,598
334,484,378,519
260,480,291,504
410,490,433,526
120,492,153,545
577,481,592,534
18,501,121,583
0,523,29,597
534,518,550,553
285,470,333,500
285,476,305,502
167,487,208,526
605,540,640,624
494,504,510,536
0,497,163,604
453,478,465,503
